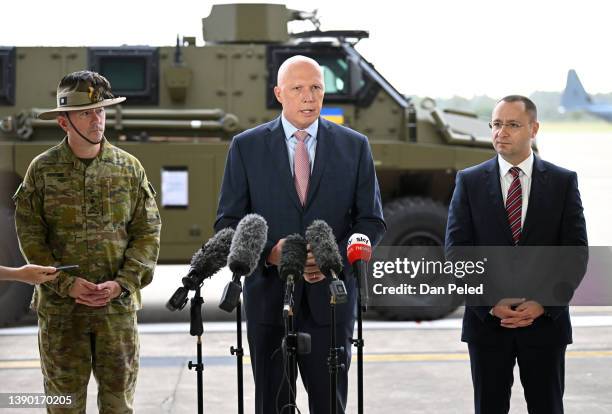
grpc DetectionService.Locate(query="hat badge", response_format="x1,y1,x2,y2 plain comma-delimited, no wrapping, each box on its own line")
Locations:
87,86,101,103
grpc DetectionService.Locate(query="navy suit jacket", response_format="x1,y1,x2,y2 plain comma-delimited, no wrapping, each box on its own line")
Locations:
215,117,386,326
445,156,588,345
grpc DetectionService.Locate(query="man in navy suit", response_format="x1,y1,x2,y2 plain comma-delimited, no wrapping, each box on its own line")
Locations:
445,95,588,414
215,55,385,414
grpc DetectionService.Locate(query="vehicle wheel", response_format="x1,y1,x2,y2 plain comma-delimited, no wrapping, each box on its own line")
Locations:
0,207,33,326
374,197,462,321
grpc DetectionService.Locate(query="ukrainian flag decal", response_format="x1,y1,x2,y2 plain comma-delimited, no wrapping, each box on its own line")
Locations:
321,107,344,125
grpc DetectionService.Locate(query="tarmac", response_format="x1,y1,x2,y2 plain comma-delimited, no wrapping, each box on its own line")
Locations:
1,307,612,413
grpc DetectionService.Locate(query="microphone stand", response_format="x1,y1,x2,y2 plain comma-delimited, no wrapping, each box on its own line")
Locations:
282,275,297,414
219,274,245,414
327,270,346,414
219,274,248,414
231,295,245,414
350,260,368,414
187,287,205,414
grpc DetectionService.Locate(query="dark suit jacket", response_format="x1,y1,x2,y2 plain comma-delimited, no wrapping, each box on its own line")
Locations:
445,156,588,346
215,116,386,326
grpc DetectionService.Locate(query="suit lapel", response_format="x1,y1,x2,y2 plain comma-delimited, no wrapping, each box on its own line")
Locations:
265,117,302,210
305,118,329,209
519,156,547,244
484,157,514,244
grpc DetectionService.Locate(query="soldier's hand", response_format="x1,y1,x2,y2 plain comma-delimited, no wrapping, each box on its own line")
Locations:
97,281,123,300
70,277,110,307
4,265,58,285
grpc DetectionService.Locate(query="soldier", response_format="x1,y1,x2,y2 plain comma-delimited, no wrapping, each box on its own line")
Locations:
13,70,161,413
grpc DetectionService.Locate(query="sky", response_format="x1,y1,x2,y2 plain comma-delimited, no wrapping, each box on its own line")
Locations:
2,0,611,98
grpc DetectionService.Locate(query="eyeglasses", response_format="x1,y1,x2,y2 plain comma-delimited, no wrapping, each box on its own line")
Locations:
488,121,527,131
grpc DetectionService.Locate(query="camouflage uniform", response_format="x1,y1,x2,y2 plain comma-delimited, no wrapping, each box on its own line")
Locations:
14,137,161,413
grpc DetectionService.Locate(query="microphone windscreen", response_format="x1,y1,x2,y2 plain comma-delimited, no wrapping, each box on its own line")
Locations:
197,227,235,279
347,233,372,265
279,234,308,281
305,220,343,276
227,214,268,275
189,244,208,275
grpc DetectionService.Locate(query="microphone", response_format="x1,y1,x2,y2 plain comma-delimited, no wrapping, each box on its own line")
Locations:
279,234,308,317
347,233,372,312
305,220,347,303
183,227,236,290
279,234,312,359
166,227,235,311
279,234,308,281
219,214,268,312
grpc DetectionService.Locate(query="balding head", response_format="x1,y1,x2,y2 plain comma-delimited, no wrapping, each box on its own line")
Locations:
276,55,323,86
274,55,325,129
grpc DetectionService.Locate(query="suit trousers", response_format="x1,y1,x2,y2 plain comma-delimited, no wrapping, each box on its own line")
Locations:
468,339,566,414
247,294,354,414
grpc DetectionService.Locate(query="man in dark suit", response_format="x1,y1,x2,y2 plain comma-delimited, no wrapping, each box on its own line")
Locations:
215,55,385,414
445,95,588,414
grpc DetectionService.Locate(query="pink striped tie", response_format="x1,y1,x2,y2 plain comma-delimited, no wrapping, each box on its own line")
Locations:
506,167,522,245
293,130,310,205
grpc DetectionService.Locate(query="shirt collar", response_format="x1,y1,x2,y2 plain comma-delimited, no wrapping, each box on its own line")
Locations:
280,113,318,142
498,151,534,179
61,136,112,168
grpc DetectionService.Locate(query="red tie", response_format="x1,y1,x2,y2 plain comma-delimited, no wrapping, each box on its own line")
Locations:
293,130,310,205
506,167,522,245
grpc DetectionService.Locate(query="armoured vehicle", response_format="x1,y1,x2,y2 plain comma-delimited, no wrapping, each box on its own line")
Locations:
0,3,494,324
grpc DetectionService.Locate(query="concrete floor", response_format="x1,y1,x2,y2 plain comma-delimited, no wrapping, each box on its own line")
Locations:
1,309,612,413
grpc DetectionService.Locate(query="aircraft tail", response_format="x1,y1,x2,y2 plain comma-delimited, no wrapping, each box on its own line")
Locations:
560,69,592,111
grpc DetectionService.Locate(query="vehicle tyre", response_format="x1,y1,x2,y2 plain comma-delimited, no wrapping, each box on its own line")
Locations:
374,197,462,321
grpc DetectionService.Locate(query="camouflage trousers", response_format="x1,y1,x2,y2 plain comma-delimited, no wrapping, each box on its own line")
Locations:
37,312,139,414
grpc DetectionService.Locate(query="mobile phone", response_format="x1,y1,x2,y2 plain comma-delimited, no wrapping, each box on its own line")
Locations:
54,265,79,273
